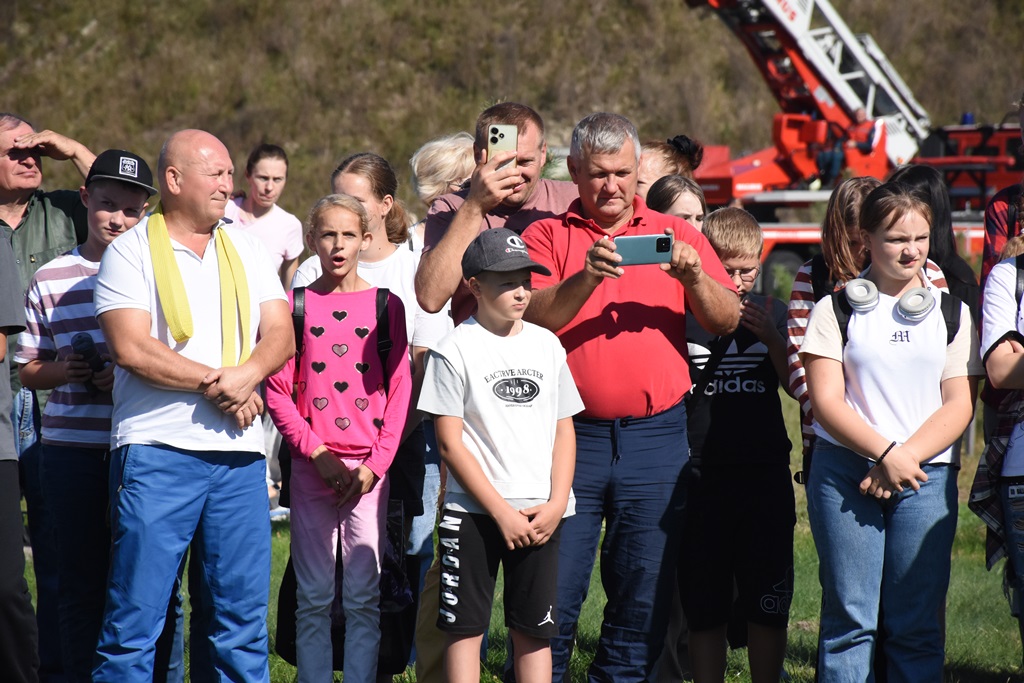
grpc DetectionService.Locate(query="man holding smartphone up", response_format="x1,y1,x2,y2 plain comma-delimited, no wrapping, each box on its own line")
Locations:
412,102,579,683
521,112,739,682
415,102,578,324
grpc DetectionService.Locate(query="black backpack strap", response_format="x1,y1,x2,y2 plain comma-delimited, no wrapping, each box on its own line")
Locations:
1015,254,1024,321
1009,186,1021,241
292,287,306,356
831,291,854,347
939,291,961,346
376,288,392,396
809,252,835,303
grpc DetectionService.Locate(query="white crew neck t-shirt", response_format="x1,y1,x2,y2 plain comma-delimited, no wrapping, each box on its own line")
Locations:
801,276,981,466
419,318,584,515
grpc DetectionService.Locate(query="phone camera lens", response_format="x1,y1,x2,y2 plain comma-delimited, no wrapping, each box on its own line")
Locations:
490,127,499,135
490,136,499,145
657,238,671,252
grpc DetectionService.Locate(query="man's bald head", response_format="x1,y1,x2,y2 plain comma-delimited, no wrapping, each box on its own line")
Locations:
157,129,234,228
158,130,229,182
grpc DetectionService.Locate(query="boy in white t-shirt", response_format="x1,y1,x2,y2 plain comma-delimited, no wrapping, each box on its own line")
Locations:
418,228,583,683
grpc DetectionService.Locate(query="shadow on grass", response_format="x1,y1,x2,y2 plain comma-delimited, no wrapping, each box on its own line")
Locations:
943,665,1021,683
786,638,1021,683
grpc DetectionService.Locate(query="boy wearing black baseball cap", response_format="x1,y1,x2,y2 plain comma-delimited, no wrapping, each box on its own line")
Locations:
12,149,155,681
417,228,584,682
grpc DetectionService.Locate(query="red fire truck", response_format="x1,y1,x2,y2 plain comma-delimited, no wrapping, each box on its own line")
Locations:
688,0,1018,293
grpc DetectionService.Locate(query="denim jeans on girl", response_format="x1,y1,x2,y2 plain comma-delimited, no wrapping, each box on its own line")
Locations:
807,440,957,683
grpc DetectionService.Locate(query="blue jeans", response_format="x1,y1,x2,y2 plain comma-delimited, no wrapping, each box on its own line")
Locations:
93,444,271,682
807,441,957,683
14,389,64,682
554,402,689,683
408,421,441,565
38,445,111,683
13,387,39,456
816,148,844,185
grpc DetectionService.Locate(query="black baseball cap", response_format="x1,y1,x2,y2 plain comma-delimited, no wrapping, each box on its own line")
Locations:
461,227,551,280
86,149,157,196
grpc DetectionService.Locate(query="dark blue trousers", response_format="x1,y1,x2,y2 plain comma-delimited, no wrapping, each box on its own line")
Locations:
39,445,110,683
552,401,689,682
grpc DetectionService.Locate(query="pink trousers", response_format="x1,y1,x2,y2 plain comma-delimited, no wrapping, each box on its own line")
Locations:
290,456,388,683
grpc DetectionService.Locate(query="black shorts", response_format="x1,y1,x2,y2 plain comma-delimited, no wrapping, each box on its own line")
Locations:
679,464,795,631
435,509,561,638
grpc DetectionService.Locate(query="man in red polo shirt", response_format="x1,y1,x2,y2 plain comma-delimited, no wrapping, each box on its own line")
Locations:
521,112,739,682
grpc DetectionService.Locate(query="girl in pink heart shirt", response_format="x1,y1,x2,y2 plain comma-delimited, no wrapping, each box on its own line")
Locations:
266,194,410,682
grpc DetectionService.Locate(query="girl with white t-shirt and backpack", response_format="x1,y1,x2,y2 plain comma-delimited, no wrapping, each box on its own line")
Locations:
799,181,983,682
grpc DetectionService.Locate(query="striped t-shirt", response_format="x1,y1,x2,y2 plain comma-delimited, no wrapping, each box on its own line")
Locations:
14,248,112,448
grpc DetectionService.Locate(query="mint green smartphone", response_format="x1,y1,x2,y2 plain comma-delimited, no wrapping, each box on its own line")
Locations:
487,124,518,171
615,234,673,266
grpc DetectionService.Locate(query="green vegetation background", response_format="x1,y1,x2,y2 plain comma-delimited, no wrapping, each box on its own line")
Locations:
4,0,1024,216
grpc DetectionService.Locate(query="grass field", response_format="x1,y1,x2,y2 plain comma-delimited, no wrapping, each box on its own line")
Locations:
25,395,1024,681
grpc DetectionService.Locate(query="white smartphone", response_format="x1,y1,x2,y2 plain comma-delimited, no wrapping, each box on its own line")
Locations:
486,124,518,171
615,234,673,266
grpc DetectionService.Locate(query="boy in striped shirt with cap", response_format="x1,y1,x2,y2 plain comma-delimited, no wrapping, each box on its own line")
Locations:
14,148,156,682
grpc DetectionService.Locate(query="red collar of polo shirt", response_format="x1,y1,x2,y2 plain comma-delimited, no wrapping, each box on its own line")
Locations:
563,196,648,235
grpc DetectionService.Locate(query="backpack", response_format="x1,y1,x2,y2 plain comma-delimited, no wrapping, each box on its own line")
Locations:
278,285,393,506
1007,185,1023,243
808,252,836,304
813,245,963,345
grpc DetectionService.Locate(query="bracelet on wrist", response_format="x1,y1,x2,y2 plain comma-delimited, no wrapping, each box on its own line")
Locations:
876,441,897,464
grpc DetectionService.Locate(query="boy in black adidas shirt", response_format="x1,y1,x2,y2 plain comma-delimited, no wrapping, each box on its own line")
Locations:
680,207,795,682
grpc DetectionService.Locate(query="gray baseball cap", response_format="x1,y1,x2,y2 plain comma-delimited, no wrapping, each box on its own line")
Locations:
461,228,552,280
